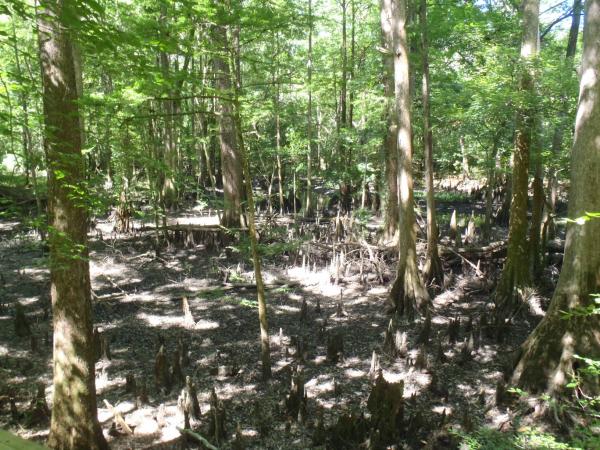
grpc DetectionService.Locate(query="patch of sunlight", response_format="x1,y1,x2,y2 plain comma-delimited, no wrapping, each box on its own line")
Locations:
342,356,362,366
127,407,160,436
181,277,211,290
95,369,122,394
240,428,258,438
344,368,366,378
194,319,220,330
214,382,257,401
487,410,510,427
91,260,140,283
305,375,334,396
276,304,300,313
17,296,40,306
313,355,327,365
367,286,387,295
456,383,479,395
0,221,20,232
168,216,220,226
432,405,452,415
136,312,184,327
434,290,460,306
477,345,497,363
382,371,405,384
18,268,48,282
259,270,279,284
287,292,302,301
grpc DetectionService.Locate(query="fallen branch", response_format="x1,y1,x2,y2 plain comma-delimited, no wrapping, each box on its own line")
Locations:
177,427,219,450
443,246,483,277
103,399,133,435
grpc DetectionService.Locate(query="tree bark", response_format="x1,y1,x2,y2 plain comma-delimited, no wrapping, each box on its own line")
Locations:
225,31,272,381
420,0,443,289
388,0,430,318
158,4,178,209
495,0,539,316
37,1,108,449
214,24,245,228
305,0,315,217
546,0,582,239
380,0,400,244
511,0,600,395
529,140,544,281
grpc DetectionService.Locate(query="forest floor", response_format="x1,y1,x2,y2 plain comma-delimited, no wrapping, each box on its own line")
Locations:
0,197,562,449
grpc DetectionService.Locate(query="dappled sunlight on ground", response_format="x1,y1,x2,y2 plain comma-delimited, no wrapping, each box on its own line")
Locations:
0,211,543,449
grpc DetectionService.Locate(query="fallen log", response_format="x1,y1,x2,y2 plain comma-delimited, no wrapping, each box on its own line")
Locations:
439,238,564,264
439,240,507,260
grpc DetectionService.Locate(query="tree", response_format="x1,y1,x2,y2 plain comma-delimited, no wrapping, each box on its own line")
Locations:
494,0,540,316
380,0,399,244
305,0,315,217
511,0,600,395
420,0,443,289
387,0,430,317
37,1,108,449
546,0,583,240
214,21,245,229
221,0,272,379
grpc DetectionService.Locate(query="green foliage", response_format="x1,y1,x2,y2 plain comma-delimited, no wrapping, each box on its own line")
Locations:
455,425,578,450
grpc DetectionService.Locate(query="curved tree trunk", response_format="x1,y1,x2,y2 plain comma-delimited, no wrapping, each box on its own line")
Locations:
387,0,430,318
380,0,399,245
37,1,108,449
225,30,272,381
420,0,443,290
511,0,600,395
495,0,539,317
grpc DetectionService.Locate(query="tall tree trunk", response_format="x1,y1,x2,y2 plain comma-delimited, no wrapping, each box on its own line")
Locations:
340,0,348,131
272,36,285,216
460,136,469,179
546,0,582,239
388,0,430,318
348,0,355,168
224,21,272,380
305,0,315,217
420,0,443,289
528,133,544,281
483,135,500,242
159,4,177,209
37,1,108,448
380,0,400,244
511,0,600,395
214,25,244,228
495,0,539,317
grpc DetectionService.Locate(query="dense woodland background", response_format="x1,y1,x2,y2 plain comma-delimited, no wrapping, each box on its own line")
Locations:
0,0,599,449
